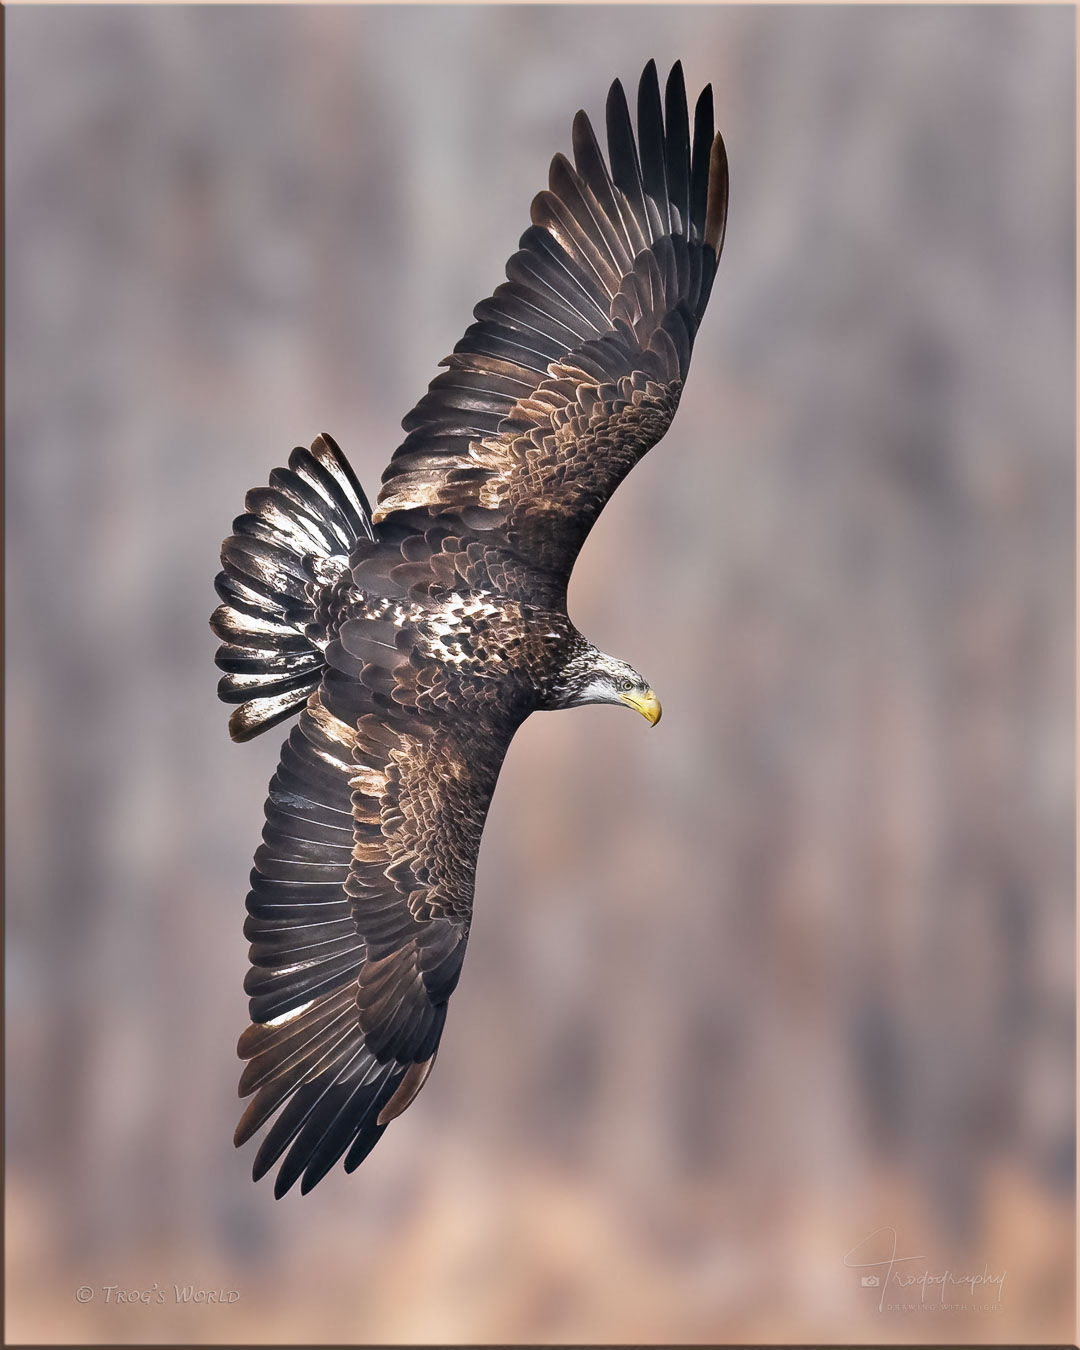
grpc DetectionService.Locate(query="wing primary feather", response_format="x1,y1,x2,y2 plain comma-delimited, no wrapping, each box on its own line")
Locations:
636,59,669,237
533,178,620,298
664,62,691,241
690,84,714,243
235,1014,359,1145
568,114,634,269
238,1000,354,1097
605,76,649,240
251,1040,370,1187
279,1059,394,1197
238,1016,363,1150
705,130,729,258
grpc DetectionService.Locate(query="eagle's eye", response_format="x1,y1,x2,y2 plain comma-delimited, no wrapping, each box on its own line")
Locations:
617,677,634,691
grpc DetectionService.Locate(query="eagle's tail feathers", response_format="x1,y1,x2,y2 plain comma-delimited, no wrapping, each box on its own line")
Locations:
211,433,373,742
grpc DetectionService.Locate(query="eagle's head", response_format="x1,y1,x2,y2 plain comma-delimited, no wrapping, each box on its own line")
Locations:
553,647,662,726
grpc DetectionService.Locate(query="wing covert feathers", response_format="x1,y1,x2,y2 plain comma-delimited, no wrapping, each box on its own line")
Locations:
211,434,373,742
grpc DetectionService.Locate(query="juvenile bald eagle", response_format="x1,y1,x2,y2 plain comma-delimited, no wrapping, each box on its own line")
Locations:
212,60,727,1195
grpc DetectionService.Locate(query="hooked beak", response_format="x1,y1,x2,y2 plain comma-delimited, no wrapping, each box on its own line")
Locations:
619,688,662,726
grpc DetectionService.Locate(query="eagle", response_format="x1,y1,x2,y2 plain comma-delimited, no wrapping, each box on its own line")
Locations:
211,59,728,1196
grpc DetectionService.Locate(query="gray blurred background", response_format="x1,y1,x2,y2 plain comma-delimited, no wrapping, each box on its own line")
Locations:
6,4,1075,1344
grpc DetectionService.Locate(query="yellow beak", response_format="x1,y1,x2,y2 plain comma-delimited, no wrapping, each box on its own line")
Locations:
619,688,662,726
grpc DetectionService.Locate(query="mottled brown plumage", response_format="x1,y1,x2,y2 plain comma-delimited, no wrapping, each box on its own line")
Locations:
211,60,728,1195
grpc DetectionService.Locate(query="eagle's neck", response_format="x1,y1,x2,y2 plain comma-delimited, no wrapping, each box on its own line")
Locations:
540,634,609,710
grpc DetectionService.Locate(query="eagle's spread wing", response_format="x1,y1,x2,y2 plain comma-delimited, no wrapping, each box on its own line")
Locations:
375,60,728,584
236,691,508,1196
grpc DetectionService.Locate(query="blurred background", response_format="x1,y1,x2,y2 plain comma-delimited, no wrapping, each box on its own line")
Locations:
6,4,1075,1344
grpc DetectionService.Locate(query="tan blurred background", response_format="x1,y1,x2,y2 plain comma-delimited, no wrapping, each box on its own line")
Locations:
6,4,1075,1344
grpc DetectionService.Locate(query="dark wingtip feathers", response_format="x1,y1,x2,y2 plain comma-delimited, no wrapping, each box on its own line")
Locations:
663,62,691,234
603,62,725,259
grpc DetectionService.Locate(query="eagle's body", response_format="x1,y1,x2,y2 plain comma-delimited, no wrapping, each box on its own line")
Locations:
212,61,727,1195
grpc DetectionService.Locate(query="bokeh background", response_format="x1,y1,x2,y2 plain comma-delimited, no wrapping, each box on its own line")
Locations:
6,4,1075,1344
